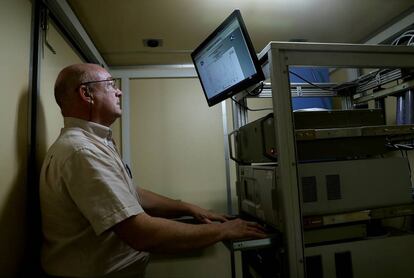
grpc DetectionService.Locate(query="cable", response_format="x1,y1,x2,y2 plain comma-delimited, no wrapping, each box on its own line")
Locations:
391,30,414,46
233,68,397,109
288,70,335,92
400,216,408,232
386,143,414,151
230,96,273,112
355,69,390,87
234,70,334,110
405,150,412,182
408,35,414,46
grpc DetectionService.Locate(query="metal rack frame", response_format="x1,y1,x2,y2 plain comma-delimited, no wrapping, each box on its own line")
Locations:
232,41,414,278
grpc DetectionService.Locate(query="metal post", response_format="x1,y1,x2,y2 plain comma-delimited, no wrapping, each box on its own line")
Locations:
269,48,305,278
221,101,233,215
404,89,414,124
397,94,405,124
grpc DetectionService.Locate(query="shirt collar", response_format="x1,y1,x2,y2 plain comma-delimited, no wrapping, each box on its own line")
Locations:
63,117,113,141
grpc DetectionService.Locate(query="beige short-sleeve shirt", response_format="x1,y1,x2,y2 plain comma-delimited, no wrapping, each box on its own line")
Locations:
40,117,149,277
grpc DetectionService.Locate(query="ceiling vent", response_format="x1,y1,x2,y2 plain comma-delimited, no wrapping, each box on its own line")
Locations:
143,39,163,48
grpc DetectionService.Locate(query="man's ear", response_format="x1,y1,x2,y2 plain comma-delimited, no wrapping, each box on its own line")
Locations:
79,85,94,103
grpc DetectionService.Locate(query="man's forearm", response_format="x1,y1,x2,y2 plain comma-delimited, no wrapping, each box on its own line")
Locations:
113,212,266,254
114,213,224,253
138,187,191,218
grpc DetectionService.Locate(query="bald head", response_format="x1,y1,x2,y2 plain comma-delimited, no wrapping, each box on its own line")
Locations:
53,63,123,126
54,63,105,113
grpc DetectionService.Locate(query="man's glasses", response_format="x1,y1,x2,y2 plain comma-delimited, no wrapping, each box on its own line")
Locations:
80,79,118,90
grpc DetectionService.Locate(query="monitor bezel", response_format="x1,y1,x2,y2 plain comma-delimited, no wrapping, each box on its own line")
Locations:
191,10,265,107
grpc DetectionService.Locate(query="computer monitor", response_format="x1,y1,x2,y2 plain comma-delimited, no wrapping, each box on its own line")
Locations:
191,10,265,107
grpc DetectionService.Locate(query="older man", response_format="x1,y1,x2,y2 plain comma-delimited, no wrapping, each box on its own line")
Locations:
39,63,265,278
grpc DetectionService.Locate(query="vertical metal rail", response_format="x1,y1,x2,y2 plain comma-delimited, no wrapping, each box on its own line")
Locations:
25,0,43,275
269,47,305,278
231,97,247,212
120,76,131,166
405,89,414,124
221,101,233,215
229,97,248,278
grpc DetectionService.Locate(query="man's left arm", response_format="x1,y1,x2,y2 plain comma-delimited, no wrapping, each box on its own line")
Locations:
137,187,229,223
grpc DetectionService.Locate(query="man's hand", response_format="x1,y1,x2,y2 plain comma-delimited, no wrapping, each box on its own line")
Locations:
220,218,267,240
186,203,229,224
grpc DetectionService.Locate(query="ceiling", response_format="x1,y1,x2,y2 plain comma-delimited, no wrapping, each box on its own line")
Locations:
67,0,414,67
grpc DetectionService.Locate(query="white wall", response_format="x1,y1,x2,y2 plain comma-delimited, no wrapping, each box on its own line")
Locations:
0,2,89,275
129,77,233,278
0,0,31,275
129,78,228,211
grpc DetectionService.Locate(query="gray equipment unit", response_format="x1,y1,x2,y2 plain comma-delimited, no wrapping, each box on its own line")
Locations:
238,166,281,228
304,223,367,245
229,109,391,163
303,203,414,229
238,157,413,227
299,157,413,216
305,234,414,278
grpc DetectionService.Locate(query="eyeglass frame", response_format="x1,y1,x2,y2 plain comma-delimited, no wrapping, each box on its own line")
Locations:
80,78,118,90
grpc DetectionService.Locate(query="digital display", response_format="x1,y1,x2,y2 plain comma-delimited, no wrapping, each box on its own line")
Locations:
191,10,264,107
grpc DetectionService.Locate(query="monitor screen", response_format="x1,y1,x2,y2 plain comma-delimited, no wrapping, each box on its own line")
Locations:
191,10,265,107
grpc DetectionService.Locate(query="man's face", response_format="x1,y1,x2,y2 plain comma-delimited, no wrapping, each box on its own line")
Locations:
89,69,122,126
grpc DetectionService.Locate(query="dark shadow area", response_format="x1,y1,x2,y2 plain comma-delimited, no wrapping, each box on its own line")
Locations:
18,89,47,277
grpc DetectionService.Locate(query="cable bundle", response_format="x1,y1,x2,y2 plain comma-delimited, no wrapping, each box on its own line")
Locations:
391,30,414,46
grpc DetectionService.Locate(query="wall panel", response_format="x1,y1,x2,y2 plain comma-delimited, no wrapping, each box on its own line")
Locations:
129,77,232,278
0,0,31,275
